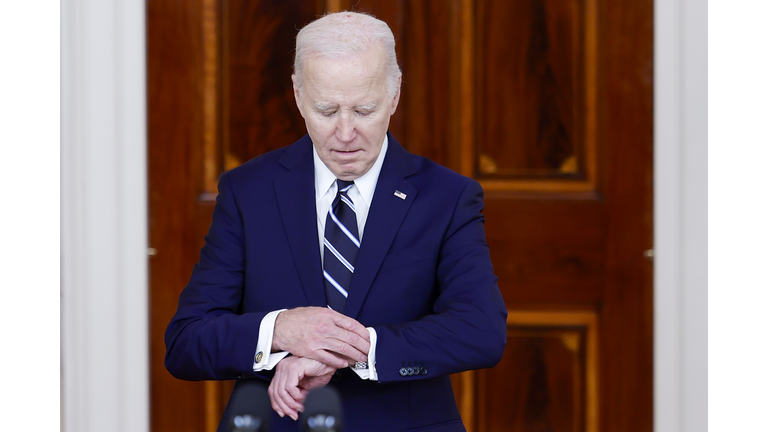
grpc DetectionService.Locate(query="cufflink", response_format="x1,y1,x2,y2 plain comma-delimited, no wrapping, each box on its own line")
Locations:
255,351,264,364
353,361,368,370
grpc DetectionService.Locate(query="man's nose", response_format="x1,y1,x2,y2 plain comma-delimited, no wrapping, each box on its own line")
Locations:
335,112,356,143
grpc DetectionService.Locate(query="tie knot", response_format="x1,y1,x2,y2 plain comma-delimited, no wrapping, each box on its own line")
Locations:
337,180,355,193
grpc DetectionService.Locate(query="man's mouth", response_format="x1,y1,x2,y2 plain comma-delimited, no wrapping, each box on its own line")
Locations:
333,149,362,157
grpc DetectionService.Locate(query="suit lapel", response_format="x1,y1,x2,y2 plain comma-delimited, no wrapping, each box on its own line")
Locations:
345,134,417,319
273,137,326,307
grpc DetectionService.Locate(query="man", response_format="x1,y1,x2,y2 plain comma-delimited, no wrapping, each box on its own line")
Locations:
165,11,507,432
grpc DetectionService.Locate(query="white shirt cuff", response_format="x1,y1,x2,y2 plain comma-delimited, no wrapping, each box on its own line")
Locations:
351,327,378,381
252,309,289,371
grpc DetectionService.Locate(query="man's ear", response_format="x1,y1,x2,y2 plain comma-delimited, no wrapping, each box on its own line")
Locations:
291,75,304,117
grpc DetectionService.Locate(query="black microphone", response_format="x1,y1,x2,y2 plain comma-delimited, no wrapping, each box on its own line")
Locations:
227,379,271,432
300,386,343,432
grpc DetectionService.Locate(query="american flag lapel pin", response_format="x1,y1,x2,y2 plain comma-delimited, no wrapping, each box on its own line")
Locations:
394,190,407,200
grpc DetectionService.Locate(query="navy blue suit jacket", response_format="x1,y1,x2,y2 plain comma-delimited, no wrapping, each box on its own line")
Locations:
165,133,507,431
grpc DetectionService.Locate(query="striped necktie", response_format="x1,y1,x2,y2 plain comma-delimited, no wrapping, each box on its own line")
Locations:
323,180,360,313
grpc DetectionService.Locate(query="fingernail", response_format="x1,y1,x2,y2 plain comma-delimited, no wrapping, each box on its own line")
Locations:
277,411,284,417
290,414,298,421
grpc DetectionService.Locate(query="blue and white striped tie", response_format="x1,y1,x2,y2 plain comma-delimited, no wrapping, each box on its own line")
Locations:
323,180,360,313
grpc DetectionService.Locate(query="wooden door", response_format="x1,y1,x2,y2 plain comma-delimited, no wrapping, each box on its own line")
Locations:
148,1,654,431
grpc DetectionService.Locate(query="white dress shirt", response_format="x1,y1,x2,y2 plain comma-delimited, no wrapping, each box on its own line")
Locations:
251,136,389,381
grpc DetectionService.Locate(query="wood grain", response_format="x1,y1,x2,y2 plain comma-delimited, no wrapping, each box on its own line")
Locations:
148,0,210,430
476,0,576,177
225,0,316,168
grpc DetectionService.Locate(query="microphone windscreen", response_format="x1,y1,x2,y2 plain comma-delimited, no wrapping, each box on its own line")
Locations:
228,379,271,432
301,386,343,432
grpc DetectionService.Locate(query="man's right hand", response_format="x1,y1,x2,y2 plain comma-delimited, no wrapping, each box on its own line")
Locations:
272,307,370,369
272,307,371,369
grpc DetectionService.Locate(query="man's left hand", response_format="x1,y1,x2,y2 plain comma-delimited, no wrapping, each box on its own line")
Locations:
268,356,336,421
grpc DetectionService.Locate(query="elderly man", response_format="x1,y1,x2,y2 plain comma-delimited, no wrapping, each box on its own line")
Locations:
165,11,507,432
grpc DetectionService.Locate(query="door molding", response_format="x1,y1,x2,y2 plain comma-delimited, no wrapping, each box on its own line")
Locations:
653,0,708,431
61,0,148,431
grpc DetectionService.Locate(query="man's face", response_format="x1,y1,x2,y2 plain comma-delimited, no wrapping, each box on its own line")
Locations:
293,45,400,181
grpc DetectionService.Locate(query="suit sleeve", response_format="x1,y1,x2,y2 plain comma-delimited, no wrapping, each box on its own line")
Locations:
373,179,508,382
164,172,267,381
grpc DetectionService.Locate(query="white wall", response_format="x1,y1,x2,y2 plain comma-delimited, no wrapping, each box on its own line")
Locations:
60,0,149,431
654,0,708,431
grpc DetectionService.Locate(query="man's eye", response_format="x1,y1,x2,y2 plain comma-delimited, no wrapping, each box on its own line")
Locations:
321,111,335,117
356,110,372,116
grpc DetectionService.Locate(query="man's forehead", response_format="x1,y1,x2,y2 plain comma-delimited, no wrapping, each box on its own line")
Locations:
302,72,387,105
312,101,378,109
303,44,387,71
308,88,381,107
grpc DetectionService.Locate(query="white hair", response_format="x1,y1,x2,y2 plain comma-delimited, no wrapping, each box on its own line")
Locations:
294,11,402,98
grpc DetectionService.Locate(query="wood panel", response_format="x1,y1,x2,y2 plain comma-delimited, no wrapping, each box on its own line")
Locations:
477,0,583,179
477,311,599,432
224,0,317,171
475,0,599,192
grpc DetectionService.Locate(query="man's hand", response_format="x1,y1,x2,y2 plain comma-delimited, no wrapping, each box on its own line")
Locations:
273,307,370,369
268,356,335,420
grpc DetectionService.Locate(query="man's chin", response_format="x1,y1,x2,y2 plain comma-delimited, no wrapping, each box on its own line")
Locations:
329,161,364,180
336,173,362,181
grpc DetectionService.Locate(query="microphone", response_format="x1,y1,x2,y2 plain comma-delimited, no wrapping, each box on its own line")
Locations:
300,386,343,432
227,379,271,432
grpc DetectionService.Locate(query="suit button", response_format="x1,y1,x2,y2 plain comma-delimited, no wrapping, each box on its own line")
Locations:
332,370,343,383
399,368,408,376
408,367,417,376
420,367,428,376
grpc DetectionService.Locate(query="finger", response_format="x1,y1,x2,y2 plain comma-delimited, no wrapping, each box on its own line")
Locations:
278,387,301,421
279,395,299,421
317,336,369,363
340,330,371,358
332,313,370,340
275,372,296,419
296,388,309,407
268,379,286,418
324,351,358,368
336,325,372,353
324,316,371,357
305,349,351,369
271,357,300,418
273,379,298,420
281,364,305,420
286,381,306,408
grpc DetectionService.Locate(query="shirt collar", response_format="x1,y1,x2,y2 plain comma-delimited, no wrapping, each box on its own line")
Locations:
313,134,389,206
